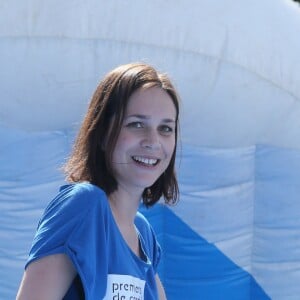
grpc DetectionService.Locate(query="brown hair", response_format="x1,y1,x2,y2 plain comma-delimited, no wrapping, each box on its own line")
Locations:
64,62,180,206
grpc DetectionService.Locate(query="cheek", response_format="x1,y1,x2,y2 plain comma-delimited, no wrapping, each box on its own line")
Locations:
119,133,134,146
164,138,176,160
113,132,137,155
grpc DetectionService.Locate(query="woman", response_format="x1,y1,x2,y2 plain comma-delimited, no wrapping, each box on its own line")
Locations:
17,62,180,300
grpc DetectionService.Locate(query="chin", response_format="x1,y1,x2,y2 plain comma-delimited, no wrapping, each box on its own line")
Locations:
135,178,159,189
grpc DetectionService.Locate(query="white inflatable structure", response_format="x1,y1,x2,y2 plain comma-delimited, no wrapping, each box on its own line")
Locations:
1,0,300,299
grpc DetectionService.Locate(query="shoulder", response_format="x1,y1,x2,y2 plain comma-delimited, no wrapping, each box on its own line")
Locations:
59,181,106,201
135,211,156,245
135,211,151,228
41,182,108,223
135,210,162,270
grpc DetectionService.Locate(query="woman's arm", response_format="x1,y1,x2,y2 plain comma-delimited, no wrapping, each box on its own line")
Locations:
16,254,76,300
155,274,167,300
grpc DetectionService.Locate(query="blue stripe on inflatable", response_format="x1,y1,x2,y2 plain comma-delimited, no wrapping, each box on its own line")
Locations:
139,204,271,300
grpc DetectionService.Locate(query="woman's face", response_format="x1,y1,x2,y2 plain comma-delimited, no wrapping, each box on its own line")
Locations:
111,86,177,194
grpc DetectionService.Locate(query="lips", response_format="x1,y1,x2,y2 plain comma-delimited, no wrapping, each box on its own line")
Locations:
132,156,160,166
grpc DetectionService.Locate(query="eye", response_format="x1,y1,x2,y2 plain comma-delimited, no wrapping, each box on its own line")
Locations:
159,125,174,135
126,121,143,129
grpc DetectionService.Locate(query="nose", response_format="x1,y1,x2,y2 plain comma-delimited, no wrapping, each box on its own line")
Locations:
140,129,161,150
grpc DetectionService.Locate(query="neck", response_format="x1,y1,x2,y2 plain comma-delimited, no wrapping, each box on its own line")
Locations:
108,186,142,226
108,187,143,258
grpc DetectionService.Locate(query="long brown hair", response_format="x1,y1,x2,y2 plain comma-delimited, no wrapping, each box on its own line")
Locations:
64,62,180,206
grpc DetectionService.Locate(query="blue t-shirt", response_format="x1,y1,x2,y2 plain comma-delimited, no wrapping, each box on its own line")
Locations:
26,183,161,300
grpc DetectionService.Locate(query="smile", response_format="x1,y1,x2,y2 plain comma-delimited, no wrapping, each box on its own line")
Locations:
132,156,160,166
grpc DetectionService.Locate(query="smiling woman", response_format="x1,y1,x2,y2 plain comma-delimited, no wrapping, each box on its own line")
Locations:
64,62,180,207
16,62,181,300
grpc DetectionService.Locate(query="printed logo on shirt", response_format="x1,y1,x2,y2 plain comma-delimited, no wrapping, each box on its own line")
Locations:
103,274,145,300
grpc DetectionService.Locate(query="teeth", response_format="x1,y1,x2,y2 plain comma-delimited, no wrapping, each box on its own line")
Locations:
133,156,158,165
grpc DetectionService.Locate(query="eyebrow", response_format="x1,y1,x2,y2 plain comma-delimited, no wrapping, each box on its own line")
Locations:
125,114,176,123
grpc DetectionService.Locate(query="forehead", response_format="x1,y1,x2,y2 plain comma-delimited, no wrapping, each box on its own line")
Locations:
125,87,177,119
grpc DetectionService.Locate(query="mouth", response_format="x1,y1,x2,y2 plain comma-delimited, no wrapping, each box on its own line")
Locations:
132,156,160,166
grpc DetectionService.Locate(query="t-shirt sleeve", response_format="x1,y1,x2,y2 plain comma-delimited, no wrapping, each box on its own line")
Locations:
26,183,110,298
26,185,87,266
